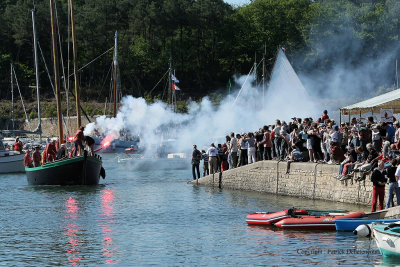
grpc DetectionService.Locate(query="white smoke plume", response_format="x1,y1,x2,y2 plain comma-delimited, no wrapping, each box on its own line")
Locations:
294,2,400,119
84,50,317,155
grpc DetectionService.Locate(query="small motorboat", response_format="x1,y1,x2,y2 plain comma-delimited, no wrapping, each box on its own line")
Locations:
372,222,400,257
125,145,139,154
336,218,400,232
246,209,308,225
275,212,365,230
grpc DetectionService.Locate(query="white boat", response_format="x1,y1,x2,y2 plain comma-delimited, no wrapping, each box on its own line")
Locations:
372,222,400,257
0,138,25,173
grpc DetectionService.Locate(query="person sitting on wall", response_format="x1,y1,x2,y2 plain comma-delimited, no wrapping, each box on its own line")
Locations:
330,142,345,164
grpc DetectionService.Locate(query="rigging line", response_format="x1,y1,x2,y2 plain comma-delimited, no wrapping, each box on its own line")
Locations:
254,59,264,87
66,46,114,79
67,0,71,131
101,62,113,95
38,41,70,133
54,3,71,136
149,69,169,96
54,0,70,135
11,65,31,129
161,75,169,101
54,0,68,94
232,64,255,106
38,42,56,95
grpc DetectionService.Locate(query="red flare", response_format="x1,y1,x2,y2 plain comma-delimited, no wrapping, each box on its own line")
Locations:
101,135,114,149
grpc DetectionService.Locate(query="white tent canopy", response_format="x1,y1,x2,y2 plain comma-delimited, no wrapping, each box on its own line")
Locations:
340,88,400,115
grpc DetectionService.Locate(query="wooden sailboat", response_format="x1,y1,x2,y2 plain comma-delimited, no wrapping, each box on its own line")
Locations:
25,0,104,185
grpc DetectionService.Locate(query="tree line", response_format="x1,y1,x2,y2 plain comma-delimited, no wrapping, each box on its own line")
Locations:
0,0,399,108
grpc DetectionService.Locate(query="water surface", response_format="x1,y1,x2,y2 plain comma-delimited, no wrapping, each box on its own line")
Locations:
0,154,396,266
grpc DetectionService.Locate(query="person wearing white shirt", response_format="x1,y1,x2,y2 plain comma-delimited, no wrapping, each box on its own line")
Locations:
206,143,219,174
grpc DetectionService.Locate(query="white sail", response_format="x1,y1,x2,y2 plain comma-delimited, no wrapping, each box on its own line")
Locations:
264,49,318,120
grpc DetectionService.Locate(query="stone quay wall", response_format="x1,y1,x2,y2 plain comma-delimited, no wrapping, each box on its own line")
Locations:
22,116,99,137
190,160,374,206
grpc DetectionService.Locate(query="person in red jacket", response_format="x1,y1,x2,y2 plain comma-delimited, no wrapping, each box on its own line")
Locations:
45,140,57,163
32,146,42,167
14,137,23,153
321,110,329,121
74,126,85,156
24,148,33,168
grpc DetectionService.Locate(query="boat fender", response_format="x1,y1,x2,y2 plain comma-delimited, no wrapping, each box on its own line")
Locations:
100,167,106,179
353,224,371,237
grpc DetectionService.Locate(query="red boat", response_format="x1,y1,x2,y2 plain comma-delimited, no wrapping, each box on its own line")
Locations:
274,212,365,230
246,209,308,225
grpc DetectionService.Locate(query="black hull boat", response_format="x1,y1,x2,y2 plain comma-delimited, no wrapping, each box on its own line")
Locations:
25,153,104,186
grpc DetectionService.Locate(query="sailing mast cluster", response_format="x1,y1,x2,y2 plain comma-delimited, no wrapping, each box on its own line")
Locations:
24,0,104,186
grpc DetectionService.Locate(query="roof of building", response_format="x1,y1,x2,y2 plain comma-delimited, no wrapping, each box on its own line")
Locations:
340,88,400,115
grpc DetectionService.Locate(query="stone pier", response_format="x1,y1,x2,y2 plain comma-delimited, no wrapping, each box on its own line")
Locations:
189,160,374,205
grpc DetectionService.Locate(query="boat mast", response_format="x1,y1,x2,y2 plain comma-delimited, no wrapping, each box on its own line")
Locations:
254,52,257,86
50,0,64,144
172,70,176,112
113,31,118,118
262,44,266,110
69,0,81,129
168,54,172,106
31,8,42,142
10,64,14,131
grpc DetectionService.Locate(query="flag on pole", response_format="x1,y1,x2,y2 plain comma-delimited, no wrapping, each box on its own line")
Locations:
172,82,180,91
171,74,179,83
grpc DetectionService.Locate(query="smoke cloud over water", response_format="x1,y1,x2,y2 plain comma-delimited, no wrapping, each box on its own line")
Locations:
294,2,400,118
84,2,400,155
85,50,317,154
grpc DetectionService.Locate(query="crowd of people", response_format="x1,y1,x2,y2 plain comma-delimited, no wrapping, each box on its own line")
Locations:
191,110,400,212
23,126,99,168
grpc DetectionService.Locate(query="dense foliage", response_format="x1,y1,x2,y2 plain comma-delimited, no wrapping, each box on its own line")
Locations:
0,0,399,105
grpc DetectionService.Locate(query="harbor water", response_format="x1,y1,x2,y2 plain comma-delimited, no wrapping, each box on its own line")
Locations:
0,154,398,266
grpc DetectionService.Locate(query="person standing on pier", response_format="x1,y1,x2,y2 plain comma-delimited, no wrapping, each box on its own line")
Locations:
371,160,387,212
247,132,256,164
207,143,219,175
385,159,400,209
201,150,209,177
262,126,272,160
191,145,201,180
230,132,238,168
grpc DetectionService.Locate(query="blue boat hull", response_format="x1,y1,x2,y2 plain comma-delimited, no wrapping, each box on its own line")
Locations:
335,218,400,231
